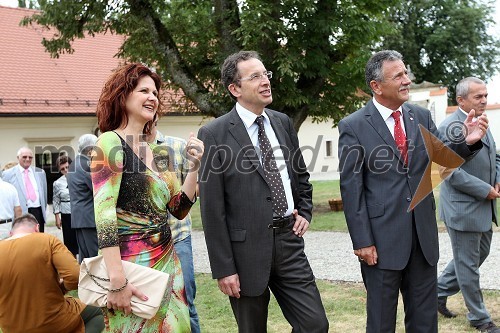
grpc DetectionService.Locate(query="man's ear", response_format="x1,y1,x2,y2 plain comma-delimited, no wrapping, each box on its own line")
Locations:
228,83,241,99
370,80,382,95
35,224,40,233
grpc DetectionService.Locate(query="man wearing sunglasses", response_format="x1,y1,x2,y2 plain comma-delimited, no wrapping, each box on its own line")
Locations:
2,147,48,232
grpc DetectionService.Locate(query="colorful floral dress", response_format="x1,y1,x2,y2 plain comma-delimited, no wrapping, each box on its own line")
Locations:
91,131,193,332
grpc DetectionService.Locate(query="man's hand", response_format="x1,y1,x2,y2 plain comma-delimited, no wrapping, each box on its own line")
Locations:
217,274,241,298
354,245,378,265
495,183,500,194
292,209,309,237
464,109,488,145
486,186,500,200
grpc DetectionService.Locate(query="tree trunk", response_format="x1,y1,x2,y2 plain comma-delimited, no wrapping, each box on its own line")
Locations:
290,107,309,133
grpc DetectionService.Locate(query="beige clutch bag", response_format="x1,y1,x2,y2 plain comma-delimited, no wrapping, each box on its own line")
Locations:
78,255,172,319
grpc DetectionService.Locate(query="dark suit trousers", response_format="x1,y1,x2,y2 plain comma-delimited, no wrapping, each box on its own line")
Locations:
75,228,99,263
28,207,45,233
361,219,437,333
229,219,328,333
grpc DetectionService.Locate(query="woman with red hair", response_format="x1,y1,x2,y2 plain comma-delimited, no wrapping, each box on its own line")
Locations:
91,63,203,332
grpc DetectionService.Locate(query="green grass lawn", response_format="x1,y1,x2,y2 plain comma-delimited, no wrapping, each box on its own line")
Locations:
2,274,498,333
195,273,500,332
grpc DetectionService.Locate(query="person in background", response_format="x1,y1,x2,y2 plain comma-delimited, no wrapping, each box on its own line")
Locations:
91,63,203,331
0,168,22,240
147,122,201,333
2,147,48,232
0,213,104,333
198,50,328,332
53,155,78,257
1,162,18,172
338,50,488,333
67,133,99,262
436,77,500,333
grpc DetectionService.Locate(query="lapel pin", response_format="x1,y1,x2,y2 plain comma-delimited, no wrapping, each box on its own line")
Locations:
409,117,414,121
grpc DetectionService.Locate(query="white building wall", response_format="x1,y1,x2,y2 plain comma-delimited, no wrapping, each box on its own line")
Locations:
0,117,98,167
296,118,340,180
484,108,500,147
157,115,211,141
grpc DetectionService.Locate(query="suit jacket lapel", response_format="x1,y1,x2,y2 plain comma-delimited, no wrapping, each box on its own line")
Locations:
402,104,417,166
227,108,266,180
484,129,493,147
15,168,27,199
364,100,405,165
266,110,294,181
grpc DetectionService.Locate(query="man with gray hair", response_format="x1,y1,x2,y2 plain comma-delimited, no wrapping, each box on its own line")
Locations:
2,147,48,232
436,77,500,332
67,133,98,262
338,50,488,332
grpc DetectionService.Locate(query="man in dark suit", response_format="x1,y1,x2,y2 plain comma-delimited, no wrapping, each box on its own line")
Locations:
436,77,500,332
67,134,98,263
198,50,328,333
2,147,48,232
338,50,488,333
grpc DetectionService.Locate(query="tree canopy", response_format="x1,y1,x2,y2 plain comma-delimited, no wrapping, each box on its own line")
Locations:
380,0,500,102
22,0,395,131
21,0,499,129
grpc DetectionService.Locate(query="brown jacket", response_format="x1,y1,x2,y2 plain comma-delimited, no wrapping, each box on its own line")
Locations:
0,233,85,333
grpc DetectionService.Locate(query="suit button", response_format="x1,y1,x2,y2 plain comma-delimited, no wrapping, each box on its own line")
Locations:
266,197,272,202
406,197,411,202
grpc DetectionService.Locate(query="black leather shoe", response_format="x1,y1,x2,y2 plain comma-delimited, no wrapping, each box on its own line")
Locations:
473,322,500,333
437,297,457,318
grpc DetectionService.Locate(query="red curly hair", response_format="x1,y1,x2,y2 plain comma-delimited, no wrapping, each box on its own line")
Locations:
96,63,163,134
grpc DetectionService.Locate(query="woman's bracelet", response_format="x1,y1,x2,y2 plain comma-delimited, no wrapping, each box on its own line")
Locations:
109,278,128,293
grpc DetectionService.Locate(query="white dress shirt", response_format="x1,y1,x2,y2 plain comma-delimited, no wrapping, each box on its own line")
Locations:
373,98,407,138
17,165,41,207
236,103,294,217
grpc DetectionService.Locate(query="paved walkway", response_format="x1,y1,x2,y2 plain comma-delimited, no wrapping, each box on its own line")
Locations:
46,227,500,290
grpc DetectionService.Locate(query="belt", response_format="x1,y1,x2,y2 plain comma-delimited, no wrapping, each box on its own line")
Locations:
0,218,13,224
268,215,294,229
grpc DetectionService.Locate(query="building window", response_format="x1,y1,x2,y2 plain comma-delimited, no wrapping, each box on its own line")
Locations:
325,140,333,157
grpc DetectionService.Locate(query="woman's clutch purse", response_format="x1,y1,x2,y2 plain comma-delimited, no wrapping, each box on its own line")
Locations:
78,255,173,319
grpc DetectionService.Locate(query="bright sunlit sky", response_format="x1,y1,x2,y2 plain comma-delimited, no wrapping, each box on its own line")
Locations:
1,0,499,103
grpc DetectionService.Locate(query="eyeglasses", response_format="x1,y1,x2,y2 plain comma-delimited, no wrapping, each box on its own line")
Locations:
238,71,273,83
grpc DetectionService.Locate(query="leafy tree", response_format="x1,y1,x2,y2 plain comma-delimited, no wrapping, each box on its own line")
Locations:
381,0,500,103
22,0,396,131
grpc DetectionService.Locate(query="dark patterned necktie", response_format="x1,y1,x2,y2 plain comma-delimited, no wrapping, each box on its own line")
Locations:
255,116,288,217
392,111,408,165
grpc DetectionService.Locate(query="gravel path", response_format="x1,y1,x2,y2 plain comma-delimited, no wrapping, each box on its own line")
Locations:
189,230,500,291
46,227,500,290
